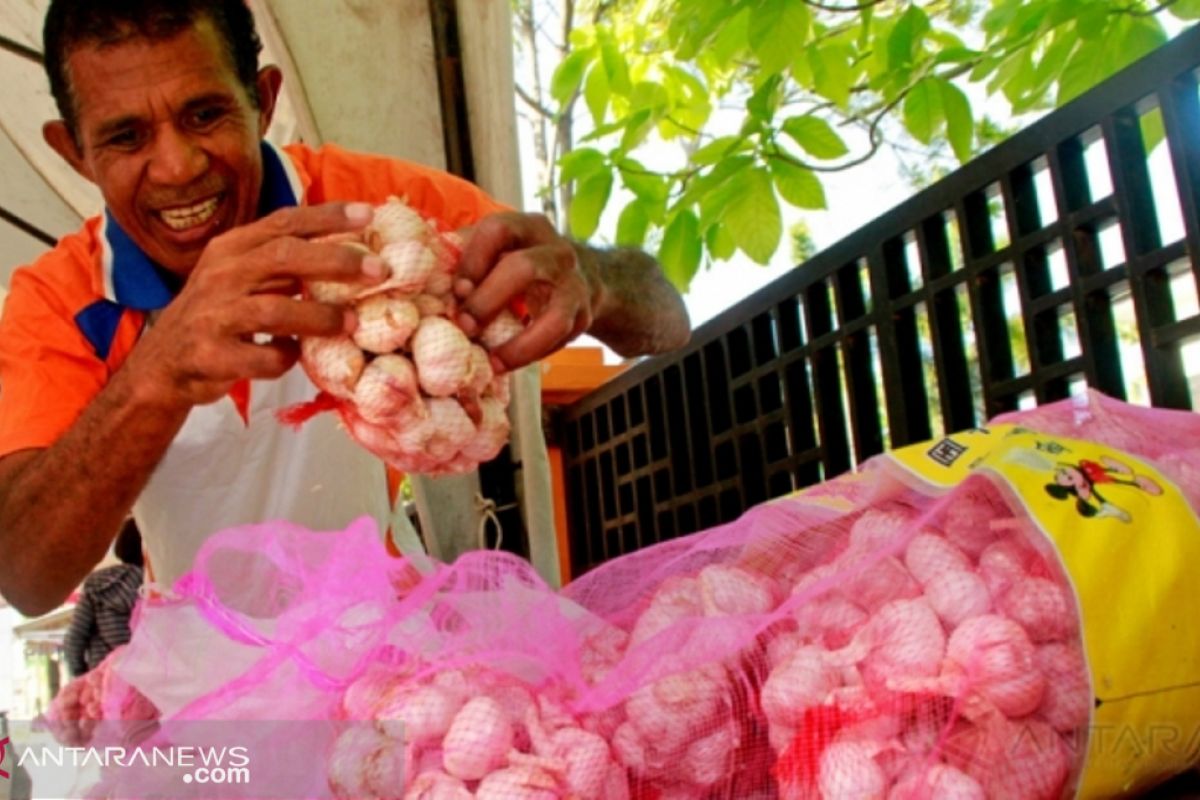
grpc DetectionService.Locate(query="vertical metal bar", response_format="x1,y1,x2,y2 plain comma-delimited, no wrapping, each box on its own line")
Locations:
959,191,1017,416
805,282,851,478
835,262,885,459
1048,138,1127,398
1159,73,1200,293
1104,111,1189,407
918,213,976,432
1008,164,1067,401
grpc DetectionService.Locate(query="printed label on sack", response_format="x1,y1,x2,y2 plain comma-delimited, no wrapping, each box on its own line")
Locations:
888,424,1200,797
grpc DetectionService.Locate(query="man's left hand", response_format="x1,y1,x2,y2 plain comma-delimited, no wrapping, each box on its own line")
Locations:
454,212,599,371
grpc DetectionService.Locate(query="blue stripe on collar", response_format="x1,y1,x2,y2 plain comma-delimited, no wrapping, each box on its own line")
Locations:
104,210,179,310
258,139,301,217
103,141,301,311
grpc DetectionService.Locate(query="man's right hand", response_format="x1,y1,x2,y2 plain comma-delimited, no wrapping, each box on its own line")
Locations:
124,201,386,410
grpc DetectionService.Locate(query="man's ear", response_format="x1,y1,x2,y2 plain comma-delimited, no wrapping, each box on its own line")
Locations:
255,65,284,136
42,120,94,181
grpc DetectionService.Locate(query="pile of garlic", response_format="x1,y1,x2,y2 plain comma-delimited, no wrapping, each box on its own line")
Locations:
297,197,524,475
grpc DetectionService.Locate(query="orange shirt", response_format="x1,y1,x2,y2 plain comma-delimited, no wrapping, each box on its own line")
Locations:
0,141,507,458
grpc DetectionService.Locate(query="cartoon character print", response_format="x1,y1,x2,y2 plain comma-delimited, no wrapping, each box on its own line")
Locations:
1046,455,1163,523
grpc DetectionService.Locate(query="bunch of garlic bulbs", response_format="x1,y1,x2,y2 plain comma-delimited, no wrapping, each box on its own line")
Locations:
297,197,524,475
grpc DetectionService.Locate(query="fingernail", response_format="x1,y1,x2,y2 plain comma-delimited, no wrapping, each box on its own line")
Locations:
458,312,478,336
343,309,358,334
454,277,474,298
362,255,386,278
345,202,373,224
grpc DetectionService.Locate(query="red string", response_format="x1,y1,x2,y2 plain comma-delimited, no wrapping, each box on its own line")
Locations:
275,391,342,429
228,379,251,426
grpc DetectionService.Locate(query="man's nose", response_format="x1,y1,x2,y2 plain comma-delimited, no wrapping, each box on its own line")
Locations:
147,126,207,185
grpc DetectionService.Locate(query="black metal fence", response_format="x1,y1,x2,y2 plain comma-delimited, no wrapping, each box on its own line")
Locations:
556,25,1200,577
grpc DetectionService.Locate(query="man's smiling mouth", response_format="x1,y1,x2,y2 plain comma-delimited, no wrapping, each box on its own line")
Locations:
158,194,222,231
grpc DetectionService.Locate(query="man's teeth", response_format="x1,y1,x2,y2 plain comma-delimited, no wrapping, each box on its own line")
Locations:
159,197,220,230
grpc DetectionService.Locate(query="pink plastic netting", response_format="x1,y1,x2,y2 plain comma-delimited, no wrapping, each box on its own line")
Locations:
80,391,1200,798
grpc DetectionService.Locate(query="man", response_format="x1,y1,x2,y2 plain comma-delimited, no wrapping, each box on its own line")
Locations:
0,0,689,616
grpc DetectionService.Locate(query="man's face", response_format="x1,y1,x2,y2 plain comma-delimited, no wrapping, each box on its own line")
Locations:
47,19,276,276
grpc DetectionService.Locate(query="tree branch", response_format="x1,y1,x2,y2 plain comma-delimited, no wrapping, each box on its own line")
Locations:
516,83,556,118
1116,0,1180,16
801,0,889,11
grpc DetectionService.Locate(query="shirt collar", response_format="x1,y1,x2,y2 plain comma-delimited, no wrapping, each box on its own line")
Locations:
100,140,304,310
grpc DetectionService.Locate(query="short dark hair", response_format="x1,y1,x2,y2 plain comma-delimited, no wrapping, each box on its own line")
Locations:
114,518,144,567
43,0,263,136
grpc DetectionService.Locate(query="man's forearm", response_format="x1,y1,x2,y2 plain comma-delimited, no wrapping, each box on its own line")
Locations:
576,244,691,357
0,366,188,616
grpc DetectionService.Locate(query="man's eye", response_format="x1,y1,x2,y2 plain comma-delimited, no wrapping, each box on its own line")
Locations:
190,107,226,127
104,130,141,149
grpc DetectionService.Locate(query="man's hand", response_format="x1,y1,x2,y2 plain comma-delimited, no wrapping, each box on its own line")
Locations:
125,201,386,410
453,212,598,370
454,212,690,370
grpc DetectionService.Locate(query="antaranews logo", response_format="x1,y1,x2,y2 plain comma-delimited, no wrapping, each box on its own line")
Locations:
15,742,252,789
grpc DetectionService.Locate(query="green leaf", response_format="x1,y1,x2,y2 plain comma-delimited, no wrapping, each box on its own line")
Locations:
934,46,983,66
708,6,751,69
1115,16,1167,69
617,157,668,206
550,50,591,106
618,108,657,154
865,15,897,80
629,81,670,114
769,156,826,209
1029,33,1077,96
678,155,755,209
747,74,782,122
1044,0,1088,29
1171,0,1200,19
616,200,651,248
940,80,973,162
1140,107,1166,157
810,44,854,109
969,53,1003,84
661,66,712,135
1075,3,1108,40
558,148,607,184
888,5,931,71
789,48,814,90
1004,1,1053,41
981,1,1019,37
999,50,1037,107
859,5,874,50
749,0,811,75
698,185,730,235
706,222,737,261
781,116,849,160
670,2,740,61
659,209,703,291
1057,38,1106,105
584,63,610,125
985,49,1026,97
568,170,613,241
692,136,750,166
904,77,944,145
599,31,632,94
722,169,782,265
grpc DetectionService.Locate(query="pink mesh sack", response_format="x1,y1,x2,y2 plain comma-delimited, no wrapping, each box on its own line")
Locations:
100,391,1200,798
39,646,158,747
